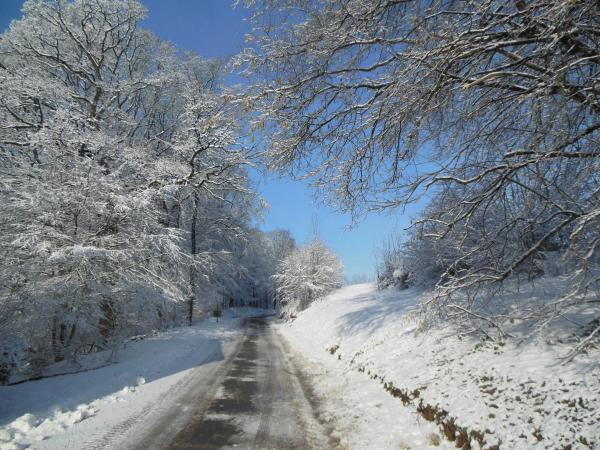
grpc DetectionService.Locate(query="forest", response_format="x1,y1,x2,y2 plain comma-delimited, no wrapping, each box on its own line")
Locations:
1,0,599,388
0,0,343,383
1,2,599,449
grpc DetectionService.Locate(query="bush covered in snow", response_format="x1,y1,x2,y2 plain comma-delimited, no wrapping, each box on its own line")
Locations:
375,184,600,350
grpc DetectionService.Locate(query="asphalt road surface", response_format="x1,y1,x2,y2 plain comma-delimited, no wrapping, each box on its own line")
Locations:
152,317,333,450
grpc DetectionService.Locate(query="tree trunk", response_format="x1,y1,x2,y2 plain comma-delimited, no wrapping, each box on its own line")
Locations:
188,192,199,326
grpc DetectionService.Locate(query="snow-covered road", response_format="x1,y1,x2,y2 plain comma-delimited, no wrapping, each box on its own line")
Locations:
155,317,332,450
0,312,335,450
0,310,263,449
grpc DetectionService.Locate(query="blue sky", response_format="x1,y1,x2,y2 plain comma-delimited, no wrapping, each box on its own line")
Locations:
0,0,420,280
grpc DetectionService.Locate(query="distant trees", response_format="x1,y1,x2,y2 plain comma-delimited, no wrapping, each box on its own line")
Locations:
240,0,600,337
347,274,372,286
244,229,296,309
274,239,343,317
375,235,411,290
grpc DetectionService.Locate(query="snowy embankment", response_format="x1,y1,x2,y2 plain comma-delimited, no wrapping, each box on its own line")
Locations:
0,309,267,450
276,283,600,450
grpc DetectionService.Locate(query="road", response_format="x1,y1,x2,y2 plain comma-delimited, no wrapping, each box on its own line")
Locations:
133,317,334,450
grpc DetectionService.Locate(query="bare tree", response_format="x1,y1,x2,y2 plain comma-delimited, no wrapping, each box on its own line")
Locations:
240,0,600,338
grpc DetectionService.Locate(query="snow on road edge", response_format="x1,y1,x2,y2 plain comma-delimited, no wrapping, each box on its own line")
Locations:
0,309,268,450
276,282,600,450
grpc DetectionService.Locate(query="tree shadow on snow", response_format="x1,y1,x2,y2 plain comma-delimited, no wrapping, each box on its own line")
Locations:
334,288,423,339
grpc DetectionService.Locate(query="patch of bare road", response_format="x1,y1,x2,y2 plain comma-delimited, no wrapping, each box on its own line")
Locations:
134,317,334,450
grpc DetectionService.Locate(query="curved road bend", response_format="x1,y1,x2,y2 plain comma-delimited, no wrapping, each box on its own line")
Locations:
141,317,334,450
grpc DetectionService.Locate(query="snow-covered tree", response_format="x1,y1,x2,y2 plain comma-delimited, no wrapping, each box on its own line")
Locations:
0,0,272,381
265,229,296,308
375,235,410,290
240,0,600,338
0,0,187,372
274,239,343,317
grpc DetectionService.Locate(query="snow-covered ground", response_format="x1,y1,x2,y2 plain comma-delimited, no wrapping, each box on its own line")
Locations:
0,308,269,450
276,282,600,450
3,285,598,450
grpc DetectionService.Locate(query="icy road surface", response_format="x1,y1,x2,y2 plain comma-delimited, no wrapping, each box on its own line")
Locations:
133,316,333,450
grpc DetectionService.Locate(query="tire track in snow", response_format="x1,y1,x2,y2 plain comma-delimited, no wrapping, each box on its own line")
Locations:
84,339,227,450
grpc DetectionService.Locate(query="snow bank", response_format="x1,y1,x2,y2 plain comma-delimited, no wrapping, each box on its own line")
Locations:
277,282,600,449
0,308,268,450
1,406,98,450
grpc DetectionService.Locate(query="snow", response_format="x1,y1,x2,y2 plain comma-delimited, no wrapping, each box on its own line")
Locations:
3,281,598,450
276,282,600,449
0,308,269,450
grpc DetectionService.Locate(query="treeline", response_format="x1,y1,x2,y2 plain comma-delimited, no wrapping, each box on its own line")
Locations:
0,0,300,383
